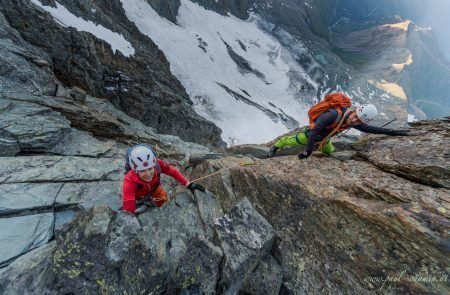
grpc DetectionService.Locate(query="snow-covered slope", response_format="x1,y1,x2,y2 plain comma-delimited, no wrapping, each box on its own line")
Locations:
31,0,135,57
121,0,315,145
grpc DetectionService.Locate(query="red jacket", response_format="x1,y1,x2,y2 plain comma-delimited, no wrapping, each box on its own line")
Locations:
122,159,189,213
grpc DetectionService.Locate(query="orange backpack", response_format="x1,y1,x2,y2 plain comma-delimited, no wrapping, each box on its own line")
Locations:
308,93,352,129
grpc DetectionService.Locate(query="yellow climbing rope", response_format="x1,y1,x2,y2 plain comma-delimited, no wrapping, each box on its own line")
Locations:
170,161,258,197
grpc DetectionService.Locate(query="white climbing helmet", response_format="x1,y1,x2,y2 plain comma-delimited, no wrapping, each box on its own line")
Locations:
129,145,157,172
356,104,378,123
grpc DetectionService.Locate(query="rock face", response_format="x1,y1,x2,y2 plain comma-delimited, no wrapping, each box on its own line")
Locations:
0,81,213,270
0,213,54,267
188,118,450,294
0,197,276,294
1,109,448,294
215,197,276,294
353,118,450,188
1,0,449,294
0,0,224,147
0,242,57,295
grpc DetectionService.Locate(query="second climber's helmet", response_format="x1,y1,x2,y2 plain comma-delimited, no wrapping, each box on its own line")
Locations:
356,104,378,123
129,145,157,172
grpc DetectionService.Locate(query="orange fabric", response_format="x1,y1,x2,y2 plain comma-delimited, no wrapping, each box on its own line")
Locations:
323,108,350,133
308,93,352,129
151,186,168,207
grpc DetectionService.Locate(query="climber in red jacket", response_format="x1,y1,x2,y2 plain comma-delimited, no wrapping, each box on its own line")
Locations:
122,145,205,215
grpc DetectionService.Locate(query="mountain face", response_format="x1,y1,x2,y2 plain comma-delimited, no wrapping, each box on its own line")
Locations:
0,1,449,294
142,0,450,141
1,110,448,293
0,0,225,148
2,0,448,145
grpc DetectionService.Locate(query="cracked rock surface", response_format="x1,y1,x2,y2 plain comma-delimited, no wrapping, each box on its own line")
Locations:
188,118,450,294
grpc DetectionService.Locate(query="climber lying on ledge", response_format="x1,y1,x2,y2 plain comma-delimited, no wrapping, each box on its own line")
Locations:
122,144,205,215
269,93,409,159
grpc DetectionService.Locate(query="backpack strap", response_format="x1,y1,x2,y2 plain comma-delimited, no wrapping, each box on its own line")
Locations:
316,109,352,151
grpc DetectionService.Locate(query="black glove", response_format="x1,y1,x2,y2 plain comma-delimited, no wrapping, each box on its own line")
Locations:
298,152,309,160
391,129,410,136
187,182,205,193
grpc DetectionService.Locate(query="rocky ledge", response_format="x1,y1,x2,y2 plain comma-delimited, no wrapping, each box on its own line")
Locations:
1,118,448,294
187,118,449,294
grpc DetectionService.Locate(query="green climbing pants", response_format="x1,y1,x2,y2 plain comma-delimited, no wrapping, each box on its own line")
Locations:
273,128,335,155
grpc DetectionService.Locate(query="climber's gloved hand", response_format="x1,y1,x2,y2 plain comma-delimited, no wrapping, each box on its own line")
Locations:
298,152,309,160
187,182,205,193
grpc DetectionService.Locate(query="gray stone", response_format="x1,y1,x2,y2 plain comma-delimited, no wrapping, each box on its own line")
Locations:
0,183,62,216
0,213,54,266
86,96,213,157
188,153,224,166
55,210,76,230
354,119,450,188
226,144,270,159
0,156,122,184
193,190,224,237
0,97,71,153
0,136,19,156
0,11,56,97
159,133,212,158
82,205,113,237
146,0,181,23
174,236,223,293
138,192,207,274
5,92,210,159
48,206,156,294
0,242,56,295
49,128,120,157
242,255,283,295
330,150,357,161
1,0,224,147
0,99,20,156
105,211,141,263
3,91,213,160
55,181,122,210
215,197,276,294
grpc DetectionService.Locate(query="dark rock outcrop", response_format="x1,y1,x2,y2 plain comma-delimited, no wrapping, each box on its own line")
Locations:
353,118,450,188
242,254,283,295
215,197,276,294
0,196,276,294
173,236,223,293
0,0,224,147
146,0,181,23
188,118,450,294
